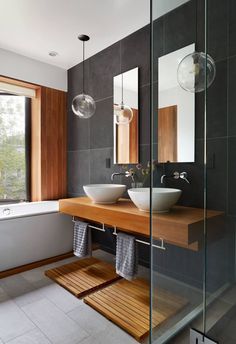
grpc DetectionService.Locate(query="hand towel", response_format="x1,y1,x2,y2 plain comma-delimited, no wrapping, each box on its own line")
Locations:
73,220,92,258
116,232,138,280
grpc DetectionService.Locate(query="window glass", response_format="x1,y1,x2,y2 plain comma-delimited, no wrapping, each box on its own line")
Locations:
0,94,28,201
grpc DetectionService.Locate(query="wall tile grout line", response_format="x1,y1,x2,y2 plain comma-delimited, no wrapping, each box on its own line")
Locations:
94,95,113,103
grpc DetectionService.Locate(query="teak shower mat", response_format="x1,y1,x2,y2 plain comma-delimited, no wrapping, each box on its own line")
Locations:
84,278,188,342
45,257,121,298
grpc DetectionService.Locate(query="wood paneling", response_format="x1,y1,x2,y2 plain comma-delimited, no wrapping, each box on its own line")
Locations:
31,86,67,201
45,257,121,298
158,105,177,162
31,88,42,201
84,278,188,342
59,197,223,251
116,107,139,164
129,108,138,163
117,123,130,163
40,87,67,200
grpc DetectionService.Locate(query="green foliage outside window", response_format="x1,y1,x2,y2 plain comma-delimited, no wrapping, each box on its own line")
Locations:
0,95,26,200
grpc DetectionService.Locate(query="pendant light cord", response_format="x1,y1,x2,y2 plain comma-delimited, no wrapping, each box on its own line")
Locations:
82,41,85,94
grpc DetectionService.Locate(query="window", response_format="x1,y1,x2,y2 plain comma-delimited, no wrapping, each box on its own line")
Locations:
0,94,31,202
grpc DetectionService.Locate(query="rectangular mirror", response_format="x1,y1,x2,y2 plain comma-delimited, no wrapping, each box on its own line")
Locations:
158,43,195,163
113,67,139,164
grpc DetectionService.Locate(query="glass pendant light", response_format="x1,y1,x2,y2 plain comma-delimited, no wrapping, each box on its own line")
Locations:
114,73,133,125
177,52,216,93
72,34,96,119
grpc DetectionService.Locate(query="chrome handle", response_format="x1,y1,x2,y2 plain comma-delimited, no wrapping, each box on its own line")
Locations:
180,172,190,184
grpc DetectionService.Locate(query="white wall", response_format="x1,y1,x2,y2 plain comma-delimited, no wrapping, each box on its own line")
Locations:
153,0,190,19
114,86,138,109
0,48,67,91
159,86,195,162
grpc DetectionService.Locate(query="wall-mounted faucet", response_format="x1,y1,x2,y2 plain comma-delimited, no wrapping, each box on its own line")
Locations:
161,171,190,184
111,170,135,183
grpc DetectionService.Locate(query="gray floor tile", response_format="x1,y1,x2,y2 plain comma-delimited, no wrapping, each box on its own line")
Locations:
22,298,89,344
0,285,9,302
68,303,112,335
14,286,47,308
5,328,51,344
40,283,82,313
0,275,35,299
20,259,85,312
0,299,35,342
79,324,138,344
20,268,49,284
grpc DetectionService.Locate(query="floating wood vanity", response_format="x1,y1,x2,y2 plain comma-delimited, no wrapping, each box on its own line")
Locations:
59,197,223,251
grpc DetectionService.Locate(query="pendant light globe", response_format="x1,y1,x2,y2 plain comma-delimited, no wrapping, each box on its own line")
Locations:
72,93,96,119
177,52,216,93
71,34,96,119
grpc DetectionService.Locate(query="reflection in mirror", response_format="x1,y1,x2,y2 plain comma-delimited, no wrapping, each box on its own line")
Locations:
113,67,139,164
158,44,195,163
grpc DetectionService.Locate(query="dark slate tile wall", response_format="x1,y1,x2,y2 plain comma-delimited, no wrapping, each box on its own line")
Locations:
67,0,235,290
67,28,151,198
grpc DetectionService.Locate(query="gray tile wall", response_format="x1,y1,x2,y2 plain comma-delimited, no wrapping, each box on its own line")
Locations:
67,0,236,290
67,27,152,198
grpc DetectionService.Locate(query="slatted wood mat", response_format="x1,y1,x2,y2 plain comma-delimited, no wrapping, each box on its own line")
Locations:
84,278,188,342
45,257,121,298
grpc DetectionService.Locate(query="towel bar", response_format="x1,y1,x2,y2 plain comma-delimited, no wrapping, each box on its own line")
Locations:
112,227,166,251
72,216,106,232
72,217,166,250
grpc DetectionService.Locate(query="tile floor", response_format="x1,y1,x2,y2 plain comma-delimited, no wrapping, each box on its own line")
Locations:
0,253,138,344
1,249,232,344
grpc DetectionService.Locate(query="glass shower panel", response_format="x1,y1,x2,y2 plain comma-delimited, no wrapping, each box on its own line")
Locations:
150,0,207,342
205,0,236,342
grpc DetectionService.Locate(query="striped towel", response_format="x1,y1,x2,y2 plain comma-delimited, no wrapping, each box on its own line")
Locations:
116,232,138,280
73,220,92,258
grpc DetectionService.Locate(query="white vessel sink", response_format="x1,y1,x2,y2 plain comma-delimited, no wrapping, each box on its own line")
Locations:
128,188,182,213
83,184,126,204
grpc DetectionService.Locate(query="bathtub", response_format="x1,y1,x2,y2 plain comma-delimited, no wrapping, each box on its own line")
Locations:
0,201,73,272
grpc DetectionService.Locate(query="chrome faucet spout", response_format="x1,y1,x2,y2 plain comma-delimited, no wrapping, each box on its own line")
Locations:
160,171,190,184
160,174,166,184
111,170,135,182
111,172,125,182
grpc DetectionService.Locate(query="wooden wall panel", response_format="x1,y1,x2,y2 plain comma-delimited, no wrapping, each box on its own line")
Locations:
158,105,177,162
31,86,67,201
129,108,138,163
31,88,42,201
40,87,67,200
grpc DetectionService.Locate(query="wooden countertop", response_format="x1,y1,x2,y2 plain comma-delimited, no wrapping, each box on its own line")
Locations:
59,197,223,251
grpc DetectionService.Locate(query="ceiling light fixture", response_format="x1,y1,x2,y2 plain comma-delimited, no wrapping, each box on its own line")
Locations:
72,34,96,119
49,51,58,57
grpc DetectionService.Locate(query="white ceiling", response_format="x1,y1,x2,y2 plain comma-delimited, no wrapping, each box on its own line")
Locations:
0,0,150,70
0,0,190,71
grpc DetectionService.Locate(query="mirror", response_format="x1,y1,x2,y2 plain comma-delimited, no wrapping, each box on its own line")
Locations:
158,43,195,163
113,67,139,164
